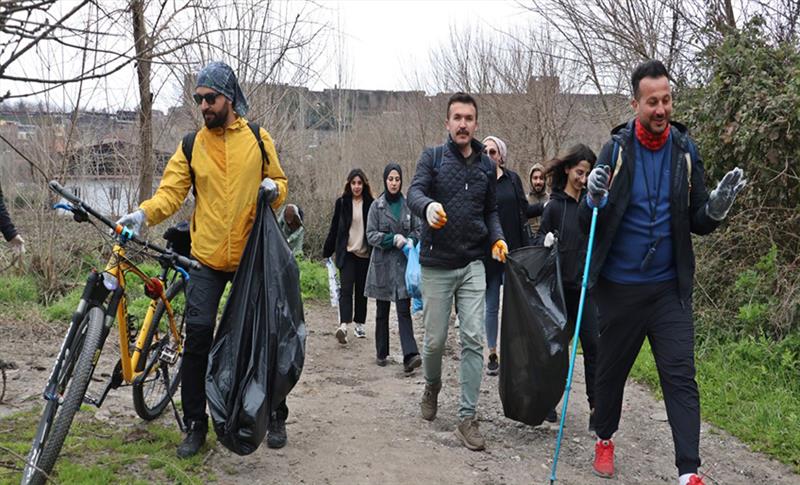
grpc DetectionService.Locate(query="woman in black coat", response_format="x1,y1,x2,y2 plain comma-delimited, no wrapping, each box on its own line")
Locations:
536,143,598,428
323,168,375,345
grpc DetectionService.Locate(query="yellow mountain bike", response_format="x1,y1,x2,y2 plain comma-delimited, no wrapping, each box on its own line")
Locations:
21,181,199,485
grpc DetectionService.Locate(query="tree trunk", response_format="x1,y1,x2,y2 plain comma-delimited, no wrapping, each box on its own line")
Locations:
131,0,153,208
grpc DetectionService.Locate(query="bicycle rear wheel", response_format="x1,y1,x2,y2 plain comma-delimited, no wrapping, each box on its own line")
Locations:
21,306,104,485
132,277,186,420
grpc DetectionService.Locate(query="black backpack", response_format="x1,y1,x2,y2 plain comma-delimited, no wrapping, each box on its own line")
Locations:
181,122,270,197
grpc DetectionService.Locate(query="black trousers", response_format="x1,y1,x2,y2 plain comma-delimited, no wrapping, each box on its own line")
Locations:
375,298,419,362
339,252,369,324
594,277,700,475
182,264,288,425
564,287,598,409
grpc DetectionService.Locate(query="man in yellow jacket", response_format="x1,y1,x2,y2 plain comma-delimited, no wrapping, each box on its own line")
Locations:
117,61,288,458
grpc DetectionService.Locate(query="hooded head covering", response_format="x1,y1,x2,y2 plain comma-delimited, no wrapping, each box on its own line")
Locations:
383,162,403,202
528,162,546,193
482,135,508,164
196,62,249,117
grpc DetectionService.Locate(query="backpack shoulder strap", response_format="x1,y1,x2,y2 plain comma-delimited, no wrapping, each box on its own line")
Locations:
247,122,270,175
432,145,444,173
182,131,198,197
608,140,624,188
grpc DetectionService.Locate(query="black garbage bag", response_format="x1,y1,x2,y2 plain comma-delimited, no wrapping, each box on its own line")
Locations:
206,191,306,455
499,245,569,426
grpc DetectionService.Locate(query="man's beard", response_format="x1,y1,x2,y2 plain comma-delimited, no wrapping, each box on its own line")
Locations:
204,106,228,128
533,184,545,194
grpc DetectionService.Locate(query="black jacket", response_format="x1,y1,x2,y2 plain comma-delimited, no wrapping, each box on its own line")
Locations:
536,188,585,289
578,120,721,305
0,180,18,242
322,193,374,269
407,137,504,269
496,167,531,251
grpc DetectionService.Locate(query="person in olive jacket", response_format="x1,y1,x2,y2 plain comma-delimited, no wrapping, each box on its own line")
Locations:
364,163,422,373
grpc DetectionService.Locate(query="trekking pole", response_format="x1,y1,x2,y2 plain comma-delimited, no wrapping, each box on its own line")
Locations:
549,204,599,484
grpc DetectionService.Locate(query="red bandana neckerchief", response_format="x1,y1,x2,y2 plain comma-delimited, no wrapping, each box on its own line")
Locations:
635,118,670,151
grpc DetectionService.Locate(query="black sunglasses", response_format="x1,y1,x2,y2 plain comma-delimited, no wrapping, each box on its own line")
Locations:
193,92,222,105
484,148,498,156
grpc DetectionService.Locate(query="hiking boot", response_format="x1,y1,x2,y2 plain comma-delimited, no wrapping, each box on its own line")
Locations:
376,356,388,367
486,353,499,376
266,419,287,449
685,474,706,485
404,354,422,373
545,408,558,423
420,381,441,421
588,408,596,432
176,420,207,459
335,323,347,344
592,439,615,478
354,323,366,338
455,416,486,451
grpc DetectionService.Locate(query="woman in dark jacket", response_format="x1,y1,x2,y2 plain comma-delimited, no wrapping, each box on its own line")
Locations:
536,143,598,429
323,168,375,345
481,136,531,376
364,163,422,373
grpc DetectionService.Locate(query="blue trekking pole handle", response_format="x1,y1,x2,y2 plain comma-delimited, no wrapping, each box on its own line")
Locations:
549,204,599,484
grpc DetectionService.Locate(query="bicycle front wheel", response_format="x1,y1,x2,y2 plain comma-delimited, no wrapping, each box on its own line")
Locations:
21,306,104,485
132,277,186,420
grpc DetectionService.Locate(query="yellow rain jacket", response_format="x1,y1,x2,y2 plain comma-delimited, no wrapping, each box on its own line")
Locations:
140,117,287,272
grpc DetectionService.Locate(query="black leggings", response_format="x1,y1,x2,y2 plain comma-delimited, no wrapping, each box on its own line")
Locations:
593,278,700,476
375,298,419,362
339,252,369,324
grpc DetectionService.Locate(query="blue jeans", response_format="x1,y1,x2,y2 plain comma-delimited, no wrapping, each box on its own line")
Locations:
483,260,503,350
421,260,486,419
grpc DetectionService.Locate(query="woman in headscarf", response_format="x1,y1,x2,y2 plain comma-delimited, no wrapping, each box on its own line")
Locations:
323,169,375,345
364,163,422,373
481,135,531,376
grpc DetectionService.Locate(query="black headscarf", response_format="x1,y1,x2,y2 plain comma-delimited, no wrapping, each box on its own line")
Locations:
383,163,403,202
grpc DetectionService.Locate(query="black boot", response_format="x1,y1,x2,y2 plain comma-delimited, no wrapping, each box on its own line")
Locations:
267,418,287,449
177,419,207,458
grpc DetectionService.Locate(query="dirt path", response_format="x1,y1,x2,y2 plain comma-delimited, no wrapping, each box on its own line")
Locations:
1,302,798,485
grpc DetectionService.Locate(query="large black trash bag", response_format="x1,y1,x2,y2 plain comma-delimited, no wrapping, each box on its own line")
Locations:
206,191,307,455
499,245,568,426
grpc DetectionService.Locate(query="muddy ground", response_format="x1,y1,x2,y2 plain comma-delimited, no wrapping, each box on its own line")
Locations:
1,301,797,485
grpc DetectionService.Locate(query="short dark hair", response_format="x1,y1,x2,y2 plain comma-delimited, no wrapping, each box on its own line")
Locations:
631,60,670,99
546,144,597,191
446,92,478,119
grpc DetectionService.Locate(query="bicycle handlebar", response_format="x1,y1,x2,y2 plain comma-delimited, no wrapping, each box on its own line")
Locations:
48,180,201,272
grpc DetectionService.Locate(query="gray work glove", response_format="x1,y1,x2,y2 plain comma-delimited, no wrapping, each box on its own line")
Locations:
115,209,146,235
8,234,25,257
393,234,408,249
260,177,279,203
587,165,611,207
706,167,747,221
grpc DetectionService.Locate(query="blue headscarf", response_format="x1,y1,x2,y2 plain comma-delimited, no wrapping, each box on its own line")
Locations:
196,62,249,116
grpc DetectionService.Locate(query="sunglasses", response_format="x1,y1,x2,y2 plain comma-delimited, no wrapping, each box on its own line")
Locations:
484,148,498,156
193,92,222,105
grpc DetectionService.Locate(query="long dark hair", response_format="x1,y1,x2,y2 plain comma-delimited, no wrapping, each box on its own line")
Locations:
342,168,374,199
546,144,597,191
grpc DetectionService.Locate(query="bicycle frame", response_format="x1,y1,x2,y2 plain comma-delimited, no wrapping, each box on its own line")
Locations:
103,243,183,385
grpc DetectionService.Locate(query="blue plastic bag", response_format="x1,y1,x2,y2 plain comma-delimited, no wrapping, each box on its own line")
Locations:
403,241,422,300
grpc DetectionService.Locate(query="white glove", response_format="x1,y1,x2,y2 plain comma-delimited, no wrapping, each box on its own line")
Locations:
706,167,747,221
393,234,408,249
543,232,555,248
8,234,25,257
116,209,146,235
260,177,279,203
425,202,447,229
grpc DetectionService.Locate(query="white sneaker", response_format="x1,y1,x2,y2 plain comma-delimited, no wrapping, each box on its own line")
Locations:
335,323,347,344
354,323,366,338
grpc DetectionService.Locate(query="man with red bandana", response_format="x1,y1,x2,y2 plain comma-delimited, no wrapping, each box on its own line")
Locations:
580,60,746,485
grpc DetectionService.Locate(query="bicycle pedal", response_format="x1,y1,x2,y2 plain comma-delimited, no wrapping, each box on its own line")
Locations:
159,345,179,365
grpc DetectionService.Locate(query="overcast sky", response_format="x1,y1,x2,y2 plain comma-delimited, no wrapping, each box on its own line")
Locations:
316,0,531,92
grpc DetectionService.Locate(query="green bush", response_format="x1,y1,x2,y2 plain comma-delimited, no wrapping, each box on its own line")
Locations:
0,274,39,306
45,287,83,322
297,257,329,302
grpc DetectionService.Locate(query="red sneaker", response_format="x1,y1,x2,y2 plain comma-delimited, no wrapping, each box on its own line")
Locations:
687,475,706,485
593,439,615,478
